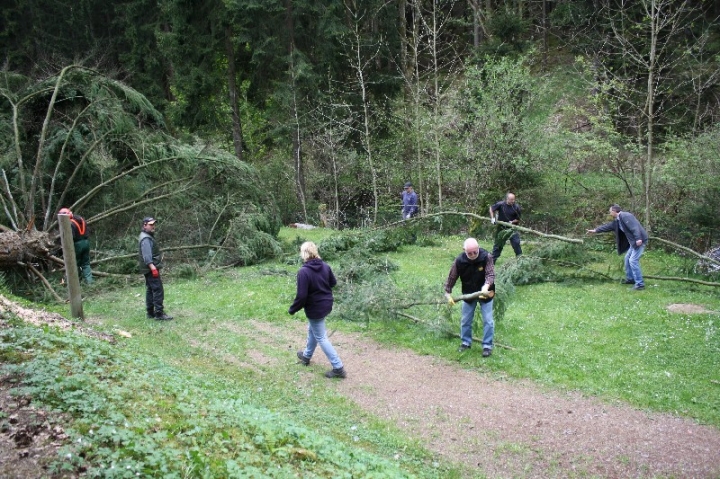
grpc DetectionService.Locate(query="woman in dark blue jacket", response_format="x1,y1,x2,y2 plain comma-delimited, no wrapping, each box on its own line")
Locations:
289,242,346,378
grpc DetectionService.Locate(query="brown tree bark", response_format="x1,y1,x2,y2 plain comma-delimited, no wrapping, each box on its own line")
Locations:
0,230,55,268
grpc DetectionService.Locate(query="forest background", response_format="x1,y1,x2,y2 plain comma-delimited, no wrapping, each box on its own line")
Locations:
2,0,720,285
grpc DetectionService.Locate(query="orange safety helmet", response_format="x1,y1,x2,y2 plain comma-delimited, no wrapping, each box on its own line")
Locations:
58,208,73,218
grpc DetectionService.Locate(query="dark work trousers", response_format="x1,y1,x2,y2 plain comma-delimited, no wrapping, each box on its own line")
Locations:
492,227,522,261
144,273,165,316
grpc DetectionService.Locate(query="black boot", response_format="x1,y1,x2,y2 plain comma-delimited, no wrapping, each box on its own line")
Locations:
324,367,346,379
155,313,173,320
147,309,155,319
297,351,310,365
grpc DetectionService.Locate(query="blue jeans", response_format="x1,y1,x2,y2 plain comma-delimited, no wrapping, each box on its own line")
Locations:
303,318,343,369
624,244,646,287
460,299,494,349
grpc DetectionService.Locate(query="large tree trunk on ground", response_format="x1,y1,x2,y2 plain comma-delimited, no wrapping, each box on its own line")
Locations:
0,230,55,268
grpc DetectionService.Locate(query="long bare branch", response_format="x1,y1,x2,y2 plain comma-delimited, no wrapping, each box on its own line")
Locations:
54,132,115,218
649,236,720,267
83,177,196,226
382,212,584,244
43,100,105,230
90,244,231,265
29,65,78,219
63,156,185,215
644,275,720,287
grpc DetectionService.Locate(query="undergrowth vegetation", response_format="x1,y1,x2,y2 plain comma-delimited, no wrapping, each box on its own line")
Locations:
1,226,719,477
0,319,426,478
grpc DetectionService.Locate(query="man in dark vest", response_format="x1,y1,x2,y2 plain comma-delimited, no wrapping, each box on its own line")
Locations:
58,208,93,284
138,217,173,320
444,237,496,356
587,204,649,291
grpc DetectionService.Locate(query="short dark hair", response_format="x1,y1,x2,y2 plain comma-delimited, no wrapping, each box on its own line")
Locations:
610,204,622,213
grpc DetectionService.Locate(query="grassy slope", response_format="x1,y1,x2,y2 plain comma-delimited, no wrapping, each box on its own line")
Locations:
4,229,720,477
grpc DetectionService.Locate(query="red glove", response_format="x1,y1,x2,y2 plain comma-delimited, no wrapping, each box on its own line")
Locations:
149,264,159,278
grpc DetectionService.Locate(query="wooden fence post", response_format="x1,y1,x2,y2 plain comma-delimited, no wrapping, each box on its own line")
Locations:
58,214,84,319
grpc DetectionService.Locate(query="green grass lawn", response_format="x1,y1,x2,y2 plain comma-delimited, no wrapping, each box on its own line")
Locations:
2,226,719,477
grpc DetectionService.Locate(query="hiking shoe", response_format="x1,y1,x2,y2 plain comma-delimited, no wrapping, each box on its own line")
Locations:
482,348,492,357
155,313,174,320
631,285,645,291
297,351,310,366
621,279,635,284
325,367,346,379
458,344,471,353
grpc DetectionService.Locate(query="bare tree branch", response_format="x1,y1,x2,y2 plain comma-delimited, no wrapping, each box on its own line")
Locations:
22,261,64,302
29,65,78,220
649,236,720,267
383,212,584,244
644,275,720,287
84,177,196,226
90,244,231,265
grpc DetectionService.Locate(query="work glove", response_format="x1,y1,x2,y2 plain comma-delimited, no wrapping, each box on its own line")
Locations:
445,293,455,306
149,264,159,278
491,217,496,225
481,284,490,294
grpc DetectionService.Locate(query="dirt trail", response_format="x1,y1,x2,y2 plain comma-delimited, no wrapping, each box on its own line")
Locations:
259,321,720,479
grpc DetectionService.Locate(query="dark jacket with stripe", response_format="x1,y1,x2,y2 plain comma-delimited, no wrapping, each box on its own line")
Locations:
595,211,648,255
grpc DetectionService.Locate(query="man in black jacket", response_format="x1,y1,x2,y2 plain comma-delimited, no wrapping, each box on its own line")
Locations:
444,238,496,356
587,204,649,290
489,193,522,261
138,217,173,320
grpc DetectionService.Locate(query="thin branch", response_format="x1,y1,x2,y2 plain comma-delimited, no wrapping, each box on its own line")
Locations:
644,275,720,287
49,130,113,229
649,236,720,267
83,177,196,226
394,311,514,350
1,169,20,229
29,65,78,219
22,261,64,302
63,156,186,218
207,195,231,242
90,244,230,265
382,212,584,244
43,99,96,229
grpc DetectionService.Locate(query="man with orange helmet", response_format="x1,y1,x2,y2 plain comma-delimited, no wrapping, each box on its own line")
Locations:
58,208,93,284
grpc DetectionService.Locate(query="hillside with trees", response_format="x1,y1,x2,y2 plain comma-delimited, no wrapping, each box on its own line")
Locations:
2,1,719,249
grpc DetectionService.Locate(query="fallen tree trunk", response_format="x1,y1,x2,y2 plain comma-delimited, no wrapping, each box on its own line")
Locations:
0,230,55,267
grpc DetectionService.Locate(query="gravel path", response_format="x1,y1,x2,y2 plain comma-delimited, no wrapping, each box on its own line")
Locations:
268,321,720,479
